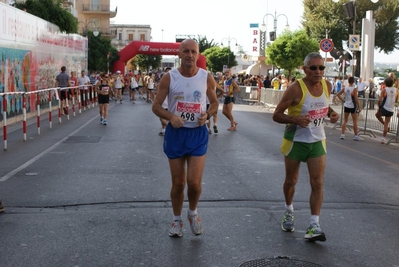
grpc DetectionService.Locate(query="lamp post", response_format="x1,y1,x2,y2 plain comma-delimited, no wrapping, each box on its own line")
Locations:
78,21,99,71
221,36,238,68
332,0,379,78
260,11,289,76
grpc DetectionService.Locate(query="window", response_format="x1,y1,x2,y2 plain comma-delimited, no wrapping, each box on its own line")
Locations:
140,34,145,41
89,18,100,31
128,34,133,41
119,32,122,40
91,0,100,10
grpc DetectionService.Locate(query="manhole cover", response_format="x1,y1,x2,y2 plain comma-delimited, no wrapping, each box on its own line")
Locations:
239,258,324,267
64,136,101,143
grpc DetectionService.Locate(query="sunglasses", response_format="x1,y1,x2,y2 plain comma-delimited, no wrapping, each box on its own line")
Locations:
308,65,326,71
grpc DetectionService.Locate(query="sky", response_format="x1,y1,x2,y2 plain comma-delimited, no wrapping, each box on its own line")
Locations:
110,0,399,65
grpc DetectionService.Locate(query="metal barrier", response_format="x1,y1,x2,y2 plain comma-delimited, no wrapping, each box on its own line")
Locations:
0,85,97,151
237,86,399,145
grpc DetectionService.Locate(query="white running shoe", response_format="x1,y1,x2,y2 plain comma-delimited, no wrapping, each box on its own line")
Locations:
188,213,203,235
169,220,183,237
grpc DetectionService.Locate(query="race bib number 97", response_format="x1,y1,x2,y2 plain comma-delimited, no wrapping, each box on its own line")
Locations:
308,107,328,128
175,101,201,122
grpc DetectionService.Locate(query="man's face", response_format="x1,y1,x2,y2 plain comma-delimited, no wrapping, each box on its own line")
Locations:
303,58,325,83
179,40,199,68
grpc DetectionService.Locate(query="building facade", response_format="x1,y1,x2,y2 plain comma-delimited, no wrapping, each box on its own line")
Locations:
76,0,117,38
110,24,152,51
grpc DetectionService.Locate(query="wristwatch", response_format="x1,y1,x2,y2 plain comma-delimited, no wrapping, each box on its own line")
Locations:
206,112,212,120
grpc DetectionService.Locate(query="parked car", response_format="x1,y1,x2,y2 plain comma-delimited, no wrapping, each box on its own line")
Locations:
374,76,385,88
373,77,385,97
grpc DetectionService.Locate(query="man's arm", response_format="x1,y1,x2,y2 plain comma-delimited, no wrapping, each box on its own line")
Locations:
272,82,311,128
152,73,184,128
206,74,219,117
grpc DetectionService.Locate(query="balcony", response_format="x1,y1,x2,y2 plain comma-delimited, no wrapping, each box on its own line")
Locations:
80,27,116,39
82,4,117,18
62,0,73,6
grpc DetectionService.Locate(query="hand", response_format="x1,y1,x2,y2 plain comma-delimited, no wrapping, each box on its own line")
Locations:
330,112,339,123
169,114,185,128
197,112,208,126
295,114,312,128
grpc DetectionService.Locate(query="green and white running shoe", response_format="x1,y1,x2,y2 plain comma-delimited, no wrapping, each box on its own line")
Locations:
304,223,326,242
281,210,295,232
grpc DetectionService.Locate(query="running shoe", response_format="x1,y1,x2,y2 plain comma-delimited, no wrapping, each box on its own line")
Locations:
304,223,326,242
208,128,212,134
353,135,363,141
169,220,183,237
213,125,218,133
281,210,295,232
340,134,345,140
102,119,107,125
187,213,203,235
158,132,164,136
381,137,385,144
0,199,5,213
100,117,103,124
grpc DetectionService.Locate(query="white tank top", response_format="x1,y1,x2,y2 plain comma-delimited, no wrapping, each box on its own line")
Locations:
115,76,123,88
284,79,329,143
383,87,397,112
168,68,207,128
343,85,356,109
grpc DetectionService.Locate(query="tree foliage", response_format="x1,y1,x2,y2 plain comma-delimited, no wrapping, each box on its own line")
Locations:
87,31,119,72
202,46,238,73
132,55,162,73
266,30,319,78
303,0,399,53
194,35,218,53
303,0,399,77
14,0,78,33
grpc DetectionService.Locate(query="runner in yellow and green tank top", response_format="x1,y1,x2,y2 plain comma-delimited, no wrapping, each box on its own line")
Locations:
272,52,339,243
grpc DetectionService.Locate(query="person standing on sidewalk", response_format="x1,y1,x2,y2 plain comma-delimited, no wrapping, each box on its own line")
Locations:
222,69,240,131
152,39,218,237
55,66,70,115
272,52,339,242
375,77,398,144
336,76,363,141
78,70,91,108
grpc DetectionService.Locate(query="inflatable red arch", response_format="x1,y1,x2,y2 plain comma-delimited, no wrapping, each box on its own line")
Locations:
113,41,206,74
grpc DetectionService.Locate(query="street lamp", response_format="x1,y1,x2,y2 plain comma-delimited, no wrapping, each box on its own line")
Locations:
260,11,289,43
79,21,99,71
260,11,289,76
221,37,238,68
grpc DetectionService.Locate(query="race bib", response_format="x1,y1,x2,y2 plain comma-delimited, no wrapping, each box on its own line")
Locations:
308,107,328,128
175,101,201,122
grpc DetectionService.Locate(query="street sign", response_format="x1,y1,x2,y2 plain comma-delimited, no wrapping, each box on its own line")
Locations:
319,38,334,53
349,34,360,51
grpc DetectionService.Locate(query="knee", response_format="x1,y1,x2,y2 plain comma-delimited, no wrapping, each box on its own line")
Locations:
310,178,323,191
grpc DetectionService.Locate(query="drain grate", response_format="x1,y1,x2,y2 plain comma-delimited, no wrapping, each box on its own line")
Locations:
64,136,102,143
239,258,324,267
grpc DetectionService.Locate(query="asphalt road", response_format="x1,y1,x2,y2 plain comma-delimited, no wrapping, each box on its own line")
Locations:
0,96,398,267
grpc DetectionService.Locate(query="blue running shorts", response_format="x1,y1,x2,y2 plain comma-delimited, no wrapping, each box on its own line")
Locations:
164,124,208,159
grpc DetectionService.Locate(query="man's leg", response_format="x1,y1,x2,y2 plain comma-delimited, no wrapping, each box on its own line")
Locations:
186,155,206,211
283,156,301,206
306,155,326,216
168,157,187,216
281,156,300,232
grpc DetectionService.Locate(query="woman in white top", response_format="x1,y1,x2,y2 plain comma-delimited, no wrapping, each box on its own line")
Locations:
375,77,398,144
337,76,362,141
